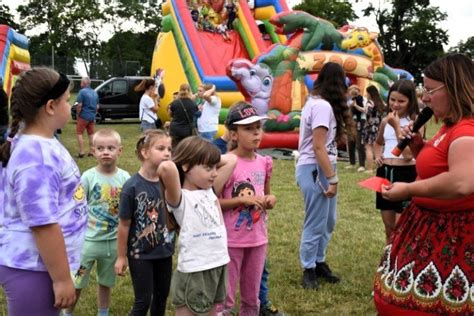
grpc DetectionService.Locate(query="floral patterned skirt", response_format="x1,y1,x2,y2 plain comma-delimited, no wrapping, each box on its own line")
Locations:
374,203,474,315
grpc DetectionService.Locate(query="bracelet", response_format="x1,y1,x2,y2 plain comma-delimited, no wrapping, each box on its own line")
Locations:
327,174,339,185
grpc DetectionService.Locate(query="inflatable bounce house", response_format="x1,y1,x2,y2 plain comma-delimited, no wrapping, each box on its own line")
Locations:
151,0,413,148
0,25,30,97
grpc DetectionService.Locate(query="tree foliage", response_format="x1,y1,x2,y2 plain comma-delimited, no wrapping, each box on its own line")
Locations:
292,0,358,28
16,0,162,77
448,37,474,57
363,0,448,80
0,4,22,31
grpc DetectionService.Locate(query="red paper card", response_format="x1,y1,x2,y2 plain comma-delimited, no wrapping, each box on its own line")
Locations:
358,177,391,193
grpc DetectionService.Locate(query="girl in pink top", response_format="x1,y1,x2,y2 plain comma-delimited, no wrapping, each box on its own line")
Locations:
219,102,276,315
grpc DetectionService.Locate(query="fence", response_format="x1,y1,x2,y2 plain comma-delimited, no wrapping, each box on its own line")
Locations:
30,54,145,86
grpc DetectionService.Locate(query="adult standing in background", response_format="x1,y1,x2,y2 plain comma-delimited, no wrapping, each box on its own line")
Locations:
168,83,199,148
346,85,367,172
296,62,354,290
136,78,159,132
76,76,98,158
196,83,221,141
374,53,474,315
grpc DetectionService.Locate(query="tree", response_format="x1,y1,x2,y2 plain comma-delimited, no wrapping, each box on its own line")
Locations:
0,4,22,31
100,0,162,74
448,37,474,57
363,0,448,81
17,0,103,75
292,0,358,28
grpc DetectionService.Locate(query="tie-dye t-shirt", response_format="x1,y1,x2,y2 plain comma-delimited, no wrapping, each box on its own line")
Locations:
0,134,88,272
81,167,130,241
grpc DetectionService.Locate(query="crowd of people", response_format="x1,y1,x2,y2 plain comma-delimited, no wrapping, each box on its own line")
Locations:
188,0,238,42
0,53,472,316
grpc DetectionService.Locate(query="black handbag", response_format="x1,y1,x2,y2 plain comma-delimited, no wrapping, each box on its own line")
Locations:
154,117,163,129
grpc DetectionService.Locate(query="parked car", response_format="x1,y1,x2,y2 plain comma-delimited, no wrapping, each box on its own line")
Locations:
71,76,148,123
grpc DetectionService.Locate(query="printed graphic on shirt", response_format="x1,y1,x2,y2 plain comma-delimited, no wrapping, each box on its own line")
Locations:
89,183,122,232
74,184,85,202
130,191,174,258
231,179,262,231
193,194,221,228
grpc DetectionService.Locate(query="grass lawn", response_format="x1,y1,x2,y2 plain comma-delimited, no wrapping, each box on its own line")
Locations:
0,118,441,315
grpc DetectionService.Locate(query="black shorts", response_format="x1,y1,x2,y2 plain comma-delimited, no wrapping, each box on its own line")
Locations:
376,164,417,213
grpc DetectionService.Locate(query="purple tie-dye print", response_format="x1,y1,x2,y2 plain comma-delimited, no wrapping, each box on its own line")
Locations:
0,134,87,272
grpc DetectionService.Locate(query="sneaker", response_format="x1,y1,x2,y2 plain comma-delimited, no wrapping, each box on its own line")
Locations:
315,262,340,283
357,166,366,172
302,268,319,290
260,301,284,316
344,164,355,169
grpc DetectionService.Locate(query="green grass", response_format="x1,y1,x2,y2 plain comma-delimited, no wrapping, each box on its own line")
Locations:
0,119,441,315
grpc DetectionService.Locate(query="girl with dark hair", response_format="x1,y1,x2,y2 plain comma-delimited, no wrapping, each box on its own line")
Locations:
362,85,385,172
0,68,88,315
374,53,474,316
158,136,236,316
373,79,420,242
296,62,354,290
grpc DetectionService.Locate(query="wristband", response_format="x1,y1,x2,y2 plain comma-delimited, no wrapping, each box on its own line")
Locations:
327,174,339,185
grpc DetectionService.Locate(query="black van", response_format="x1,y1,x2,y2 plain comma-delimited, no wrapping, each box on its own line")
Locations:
72,76,147,123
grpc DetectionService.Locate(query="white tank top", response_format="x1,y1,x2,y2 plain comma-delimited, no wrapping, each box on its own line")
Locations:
383,117,412,159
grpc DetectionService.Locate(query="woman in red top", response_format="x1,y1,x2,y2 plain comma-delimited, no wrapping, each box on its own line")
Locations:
373,53,474,315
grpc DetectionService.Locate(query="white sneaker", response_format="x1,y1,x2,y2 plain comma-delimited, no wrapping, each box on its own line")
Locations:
357,166,366,172
345,165,355,169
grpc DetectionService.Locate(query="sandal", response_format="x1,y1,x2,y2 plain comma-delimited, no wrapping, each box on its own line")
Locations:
87,152,94,157
77,153,85,158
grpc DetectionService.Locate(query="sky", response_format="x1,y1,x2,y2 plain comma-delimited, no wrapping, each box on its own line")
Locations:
4,0,473,49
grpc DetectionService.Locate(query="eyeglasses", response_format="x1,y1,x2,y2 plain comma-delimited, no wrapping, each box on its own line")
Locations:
421,85,444,96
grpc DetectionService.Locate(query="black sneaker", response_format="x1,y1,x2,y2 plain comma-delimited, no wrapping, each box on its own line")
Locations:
259,301,284,316
315,262,340,283
302,268,319,290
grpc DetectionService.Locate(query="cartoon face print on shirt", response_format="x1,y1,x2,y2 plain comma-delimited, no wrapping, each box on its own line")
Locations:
231,179,261,230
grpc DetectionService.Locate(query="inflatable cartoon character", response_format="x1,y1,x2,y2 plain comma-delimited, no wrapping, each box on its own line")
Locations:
226,59,273,115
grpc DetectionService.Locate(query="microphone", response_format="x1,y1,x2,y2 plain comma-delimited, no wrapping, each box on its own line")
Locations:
391,107,434,157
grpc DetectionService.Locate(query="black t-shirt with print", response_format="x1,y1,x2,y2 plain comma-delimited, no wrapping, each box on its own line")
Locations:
119,173,175,260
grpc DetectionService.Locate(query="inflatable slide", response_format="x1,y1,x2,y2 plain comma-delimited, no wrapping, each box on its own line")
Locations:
0,25,30,96
151,0,290,122
152,1,413,148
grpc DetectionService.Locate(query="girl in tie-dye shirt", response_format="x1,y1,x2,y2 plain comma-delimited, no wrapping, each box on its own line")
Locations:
0,68,88,316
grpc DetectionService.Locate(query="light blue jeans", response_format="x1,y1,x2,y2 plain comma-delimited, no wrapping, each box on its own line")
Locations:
296,163,337,269
140,121,155,132
199,131,216,141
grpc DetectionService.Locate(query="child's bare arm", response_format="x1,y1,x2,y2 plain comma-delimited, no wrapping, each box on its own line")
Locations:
263,168,277,209
32,224,76,309
213,153,237,196
158,160,182,206
219,195,266,210
115,218,131,276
